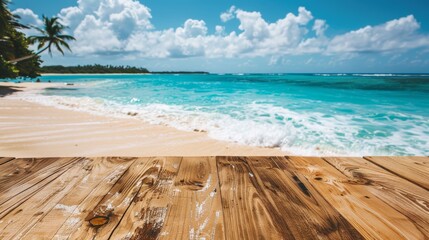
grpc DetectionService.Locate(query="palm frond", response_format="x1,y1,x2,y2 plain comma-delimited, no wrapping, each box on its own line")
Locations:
57,39,72,52
11,14,29,29
57,35,76,41
28,15,76,57
32,25,46,35
53,42,65,55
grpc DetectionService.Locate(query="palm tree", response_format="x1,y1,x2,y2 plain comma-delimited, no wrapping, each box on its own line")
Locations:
1,0,28,40
0,0,12,36
9,16,75,63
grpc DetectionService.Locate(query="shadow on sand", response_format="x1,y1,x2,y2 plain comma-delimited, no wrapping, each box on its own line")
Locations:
0,85,23,97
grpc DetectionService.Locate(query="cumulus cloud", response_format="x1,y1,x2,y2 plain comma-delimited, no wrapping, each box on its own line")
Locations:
313,19,327,37
12,8,43,27
12,8,43,35
58,7,83,31
235,10,270,41
328,15,429,53
73,15,122,54
16,1,429,61
57,0,152,55
97,0,152,39
220,6,236,22
215,25,225,35
176,19,207,38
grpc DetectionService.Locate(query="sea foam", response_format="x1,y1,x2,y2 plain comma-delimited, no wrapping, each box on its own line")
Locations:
10,88,429,156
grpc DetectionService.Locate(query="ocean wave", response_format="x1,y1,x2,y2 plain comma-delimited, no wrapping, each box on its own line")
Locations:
10,91,429,156
314,73,429,77
352,73,429,77
314,73,348,76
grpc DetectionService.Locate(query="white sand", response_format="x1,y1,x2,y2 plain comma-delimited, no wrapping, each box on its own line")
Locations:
0,82,284,157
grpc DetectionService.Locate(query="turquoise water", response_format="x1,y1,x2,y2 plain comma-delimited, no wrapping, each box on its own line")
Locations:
23,73,429,155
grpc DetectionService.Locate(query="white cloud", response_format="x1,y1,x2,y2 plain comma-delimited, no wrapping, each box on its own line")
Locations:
328,15,429,53
97,0,152,39
58,7,83,31
73,15,122,54
215,25,225,35
58,0,152,54
176,19,207,38
235,10,269,41
77,0,100,13
12,8,43,27
16,2,429,61
263,7,313,50
12,8,43,36
313,19,327,36
220,6,236,22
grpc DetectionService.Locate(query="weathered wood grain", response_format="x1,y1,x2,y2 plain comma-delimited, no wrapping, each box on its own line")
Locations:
159,156,224,240
51,158,135,239
364,156,429,191
66,157,164,239
217,156,284,239
0,157,79,203
0,157,82,219
288,156,428,240
218,156,363,239
109,157,182,240
325,157,429,239
0,157,92,239
0,157,14,165
0,156,427,240
250,156,363,239
20,157,136,240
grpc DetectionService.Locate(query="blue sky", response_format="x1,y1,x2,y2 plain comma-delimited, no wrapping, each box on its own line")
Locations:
9,0,429,73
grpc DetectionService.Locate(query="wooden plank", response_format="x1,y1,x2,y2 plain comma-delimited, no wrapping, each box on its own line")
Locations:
288,156,428,240
0,157,78,201
109,157,183,240
159,156,224,240
324,157,429,239
217,156,363,239
51,157,136,239
0,156,426,240
0,157,93,239
0,157,14,165
217,156,282,239
0,157,82,219
250,156,362,239
65,157,164,239
364,156,429,190
19,157,137,240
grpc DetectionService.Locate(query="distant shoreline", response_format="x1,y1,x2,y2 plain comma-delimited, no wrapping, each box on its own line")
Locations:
41,73,150,76
40,72,210,76
39,72,429,75
39,64,209,75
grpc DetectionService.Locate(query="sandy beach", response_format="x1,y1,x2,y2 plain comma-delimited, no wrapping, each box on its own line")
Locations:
0,82,284,157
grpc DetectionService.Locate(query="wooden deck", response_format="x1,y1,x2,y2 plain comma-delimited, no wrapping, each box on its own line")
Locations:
0,156,428,239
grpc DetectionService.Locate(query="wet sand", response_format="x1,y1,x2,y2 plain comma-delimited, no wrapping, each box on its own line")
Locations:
0,82,284,157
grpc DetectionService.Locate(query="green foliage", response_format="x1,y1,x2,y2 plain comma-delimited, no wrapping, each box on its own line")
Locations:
29,16,75,56
9,30,42,78
0,0,12,37
0,55,18,78
40,64,150,74
0,0,41,79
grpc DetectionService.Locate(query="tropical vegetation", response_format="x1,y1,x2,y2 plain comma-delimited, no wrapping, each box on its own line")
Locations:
40,65,209,74
40,65,150,74
0,0,75,79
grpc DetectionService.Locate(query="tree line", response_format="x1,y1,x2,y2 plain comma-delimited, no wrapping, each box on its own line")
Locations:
40,65,150,74
39,65,210,74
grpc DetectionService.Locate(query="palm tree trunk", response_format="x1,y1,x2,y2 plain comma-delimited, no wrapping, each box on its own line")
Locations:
7,45,49,64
